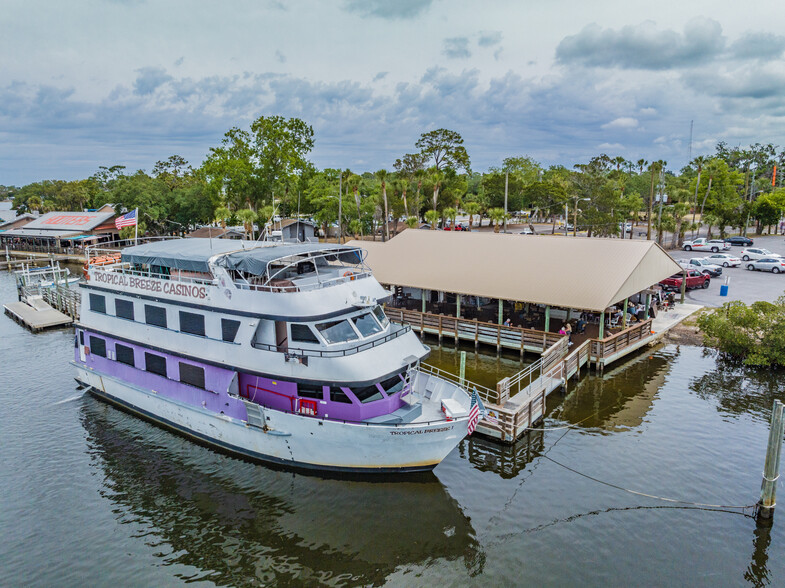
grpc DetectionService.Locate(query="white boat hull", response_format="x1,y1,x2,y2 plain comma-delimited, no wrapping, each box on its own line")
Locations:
74,364,469,473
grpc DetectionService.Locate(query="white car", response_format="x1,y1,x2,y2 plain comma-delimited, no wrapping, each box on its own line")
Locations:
703,253,742,267
519,227,534,235
745,257,785,273
682,238,730,252
740,248,783,261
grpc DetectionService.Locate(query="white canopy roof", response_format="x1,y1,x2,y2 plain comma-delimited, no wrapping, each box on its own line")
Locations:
349,230,682,312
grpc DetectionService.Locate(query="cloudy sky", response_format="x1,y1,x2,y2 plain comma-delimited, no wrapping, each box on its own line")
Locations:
3,0,785,185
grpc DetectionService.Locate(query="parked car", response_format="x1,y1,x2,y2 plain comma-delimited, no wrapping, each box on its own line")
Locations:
746,258,785,273
740,248,783,261
679,258,723,277
703,253,741,267
724,236,754,247
682,238,731,252
519,227,534,235
659,269,710,291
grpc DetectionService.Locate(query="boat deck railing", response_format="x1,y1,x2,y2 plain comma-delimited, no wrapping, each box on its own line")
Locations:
253,323,413,359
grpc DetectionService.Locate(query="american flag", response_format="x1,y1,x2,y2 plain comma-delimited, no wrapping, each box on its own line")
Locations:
115,209,137,229
467,390,485,435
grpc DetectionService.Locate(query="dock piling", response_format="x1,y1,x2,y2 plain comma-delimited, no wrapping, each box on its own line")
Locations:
757,399,785,522
459,351,466,388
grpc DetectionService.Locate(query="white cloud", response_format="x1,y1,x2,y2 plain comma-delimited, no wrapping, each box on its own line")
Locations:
602,117,639,129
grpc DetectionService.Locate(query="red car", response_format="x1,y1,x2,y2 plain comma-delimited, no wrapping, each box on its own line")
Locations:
659,269,710,291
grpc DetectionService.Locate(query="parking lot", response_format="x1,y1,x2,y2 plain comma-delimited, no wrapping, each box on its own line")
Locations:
667,235,785,307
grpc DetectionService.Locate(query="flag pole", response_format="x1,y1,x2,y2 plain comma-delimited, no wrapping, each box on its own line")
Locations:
134,208,138,245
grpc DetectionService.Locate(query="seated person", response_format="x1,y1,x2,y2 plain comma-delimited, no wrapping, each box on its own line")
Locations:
576,317,587,333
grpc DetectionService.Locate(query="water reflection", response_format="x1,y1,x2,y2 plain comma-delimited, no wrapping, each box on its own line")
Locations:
745,523,773,586
689,352,785,423
558,348,677,432
79,396,482,586
460,431,545,479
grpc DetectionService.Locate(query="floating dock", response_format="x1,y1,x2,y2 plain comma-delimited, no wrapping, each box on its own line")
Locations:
4,296,73,332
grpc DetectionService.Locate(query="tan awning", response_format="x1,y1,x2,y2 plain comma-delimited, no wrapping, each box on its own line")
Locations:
348,230,682,312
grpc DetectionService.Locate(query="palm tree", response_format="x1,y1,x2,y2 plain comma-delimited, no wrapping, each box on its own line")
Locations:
443,207,457,229
405,216,419,229
236,209,257,240
348,219,362,239
429,169,444,211
349,174,363,238
488,207,507,233
214,206,231,229
424,209,439,229
464,201,481,231
376,169,390,241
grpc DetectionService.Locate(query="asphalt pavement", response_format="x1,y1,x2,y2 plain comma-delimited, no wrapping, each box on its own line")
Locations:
667,235,785,307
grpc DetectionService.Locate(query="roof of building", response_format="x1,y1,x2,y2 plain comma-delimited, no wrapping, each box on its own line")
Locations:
347,230,683,312
187,226,245,239
278,218,317,229
121,238,361,274
1,228,85,238
0,214,36,231
22,211,116,232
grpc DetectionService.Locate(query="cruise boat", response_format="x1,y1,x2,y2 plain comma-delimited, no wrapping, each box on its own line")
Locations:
73,238,473,473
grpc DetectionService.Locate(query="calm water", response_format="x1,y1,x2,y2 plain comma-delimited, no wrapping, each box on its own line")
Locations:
1,270,784,586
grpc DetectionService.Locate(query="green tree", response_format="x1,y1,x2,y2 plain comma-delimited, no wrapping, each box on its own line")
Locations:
424,209,439,229
416,129,470,172
488,207,507,233
463,201,482,231
698,298,785,366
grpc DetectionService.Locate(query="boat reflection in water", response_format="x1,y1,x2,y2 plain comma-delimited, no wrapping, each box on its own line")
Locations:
80,397,483,585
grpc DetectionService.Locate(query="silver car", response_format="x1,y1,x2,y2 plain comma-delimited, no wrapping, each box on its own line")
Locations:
746,258,785,273
740,248,782,261
703,253,741,267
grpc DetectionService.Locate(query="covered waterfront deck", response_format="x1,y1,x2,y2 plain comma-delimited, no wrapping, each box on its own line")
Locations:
350,230,687,442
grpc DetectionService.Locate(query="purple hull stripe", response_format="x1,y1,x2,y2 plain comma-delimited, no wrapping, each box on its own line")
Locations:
76,329,407,423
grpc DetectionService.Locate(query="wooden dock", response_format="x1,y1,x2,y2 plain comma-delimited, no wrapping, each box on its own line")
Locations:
4,297,73,332
390,307,666,443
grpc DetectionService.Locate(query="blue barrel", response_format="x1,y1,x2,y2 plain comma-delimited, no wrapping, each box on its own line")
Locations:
720,284,729,296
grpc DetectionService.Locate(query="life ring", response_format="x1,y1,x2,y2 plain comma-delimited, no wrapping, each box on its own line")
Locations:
342,270,356,281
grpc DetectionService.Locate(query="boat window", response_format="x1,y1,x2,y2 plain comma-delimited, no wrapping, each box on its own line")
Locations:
221,319,241,343
291,324,320,344
329,387,353,404
179,311,205,337
352,384,384,404
144,305,167,328
89,336,106,357
372,305,389,328
352,313,382,337
115,344,135,367
380,374,405,396
115,299,134,320
145,352,167,377
89,294,106,314
179,362,205,389
298,384,324,399
315,319,359,344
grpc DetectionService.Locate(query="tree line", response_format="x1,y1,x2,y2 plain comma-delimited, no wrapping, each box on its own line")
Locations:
5,115,785,244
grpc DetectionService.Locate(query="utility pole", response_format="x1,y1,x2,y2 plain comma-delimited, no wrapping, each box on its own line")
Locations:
504,171,509,233
338,173,343,244
657,169,665,245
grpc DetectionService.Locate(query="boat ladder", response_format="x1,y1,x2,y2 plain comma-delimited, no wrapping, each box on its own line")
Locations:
242,399,266,429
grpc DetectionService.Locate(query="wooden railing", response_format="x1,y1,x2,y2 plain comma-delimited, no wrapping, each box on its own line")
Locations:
591,319,653,361
384,307,564,353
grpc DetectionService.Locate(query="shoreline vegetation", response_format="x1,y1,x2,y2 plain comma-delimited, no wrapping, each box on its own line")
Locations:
1,116,785,244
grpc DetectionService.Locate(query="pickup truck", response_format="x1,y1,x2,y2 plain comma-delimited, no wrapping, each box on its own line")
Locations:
682,238,730,252
660,269,710,291
678,257,723,277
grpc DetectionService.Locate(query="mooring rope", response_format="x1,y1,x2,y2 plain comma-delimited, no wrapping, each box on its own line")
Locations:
541,453,758,512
